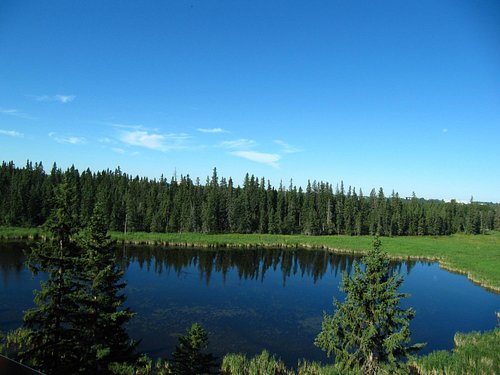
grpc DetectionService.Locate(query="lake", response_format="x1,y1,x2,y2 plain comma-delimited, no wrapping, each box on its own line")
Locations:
1,241,499,366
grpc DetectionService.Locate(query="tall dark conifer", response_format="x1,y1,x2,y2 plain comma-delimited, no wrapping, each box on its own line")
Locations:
77,202,137,374
21,181,84,374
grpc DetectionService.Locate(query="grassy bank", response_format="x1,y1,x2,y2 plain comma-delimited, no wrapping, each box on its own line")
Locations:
412,328,500,375
1,226,499,292
0,226,47,240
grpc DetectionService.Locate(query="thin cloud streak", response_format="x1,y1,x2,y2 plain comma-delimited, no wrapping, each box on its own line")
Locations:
218,138,256,149
231,150,280,168
98,137,116,144
112,147,126,154
119,130,190,152
0,107,35,120
274,139,301,154
104,122,148,130
197,127,228,133
33,94,75,103
0,129,24,137
49,132,86,145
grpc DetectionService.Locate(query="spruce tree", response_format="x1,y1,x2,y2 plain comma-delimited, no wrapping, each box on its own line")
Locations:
77,202,137,373
21,181,84,374
171,323,218,375
315,238,424,374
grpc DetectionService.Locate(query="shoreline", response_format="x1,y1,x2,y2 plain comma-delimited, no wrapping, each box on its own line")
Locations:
111,237,499,294
1,227,499,293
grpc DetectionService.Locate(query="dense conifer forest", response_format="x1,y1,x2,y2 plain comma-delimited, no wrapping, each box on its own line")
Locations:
1,160,498,236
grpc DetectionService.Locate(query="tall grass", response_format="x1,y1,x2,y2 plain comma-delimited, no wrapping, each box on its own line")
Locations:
412,328,500,375
220,351,354,375
0,226,47,240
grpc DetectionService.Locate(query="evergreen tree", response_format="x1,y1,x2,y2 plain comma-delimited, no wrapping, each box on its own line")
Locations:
368,188,378,235
77,202,137,373
0,159,497,238
315,238,424,374
171,323,218,375
335,182,345,234
495,205,500,231
21,182,84,374
202,168,220,233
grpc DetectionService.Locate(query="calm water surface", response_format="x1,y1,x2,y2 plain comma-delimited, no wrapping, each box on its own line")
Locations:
1,242,499,366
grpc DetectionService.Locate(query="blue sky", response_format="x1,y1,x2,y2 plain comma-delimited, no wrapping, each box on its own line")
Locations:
1,1,499,202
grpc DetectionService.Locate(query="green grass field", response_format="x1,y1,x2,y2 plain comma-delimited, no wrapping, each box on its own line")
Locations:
1,226,499,292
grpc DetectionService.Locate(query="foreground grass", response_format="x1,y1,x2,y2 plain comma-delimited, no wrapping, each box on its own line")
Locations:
412,328,500,375
220,329,500,375
1,226,499,292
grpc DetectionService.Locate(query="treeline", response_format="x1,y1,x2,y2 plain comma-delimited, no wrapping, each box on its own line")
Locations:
1,160,499,236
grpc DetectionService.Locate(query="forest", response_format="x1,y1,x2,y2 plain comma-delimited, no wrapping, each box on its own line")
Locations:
1,160,499,236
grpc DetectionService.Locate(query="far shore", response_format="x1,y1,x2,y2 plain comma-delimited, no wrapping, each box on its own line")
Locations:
1,226,499,293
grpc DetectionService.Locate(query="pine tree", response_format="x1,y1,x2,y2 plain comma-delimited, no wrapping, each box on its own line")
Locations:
171,323,218,375
21,182,84,374
77,202,137,374
495,205,500,231
315,238,424,374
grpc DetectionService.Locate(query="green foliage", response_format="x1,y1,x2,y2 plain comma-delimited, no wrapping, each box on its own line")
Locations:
76,202,138,373
221,351,293,375
171,323,218,374
1,327,32,359
1,160,497,237
15,184,137,374
108,354,172,375
413,328,500,375
315,238,424,374
20,181,86,374
220,351,358,375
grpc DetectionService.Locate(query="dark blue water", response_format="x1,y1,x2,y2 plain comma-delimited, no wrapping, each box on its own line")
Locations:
1,242,499,366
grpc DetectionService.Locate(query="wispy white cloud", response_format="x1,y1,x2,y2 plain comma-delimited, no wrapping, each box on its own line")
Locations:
55,95,75,103
98,137,116,144
218,138,256,149
119,130,190,152
112,147,126,154
0,129,24,137
104,122,149,131
231,151,280,168
0,107,34,120
109,147,140,157
49,132,86,145
197,127,228,133
274,139,301,154
33,94,75,103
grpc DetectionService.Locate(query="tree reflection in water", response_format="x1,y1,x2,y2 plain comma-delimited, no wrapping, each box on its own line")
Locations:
120,245,419,286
